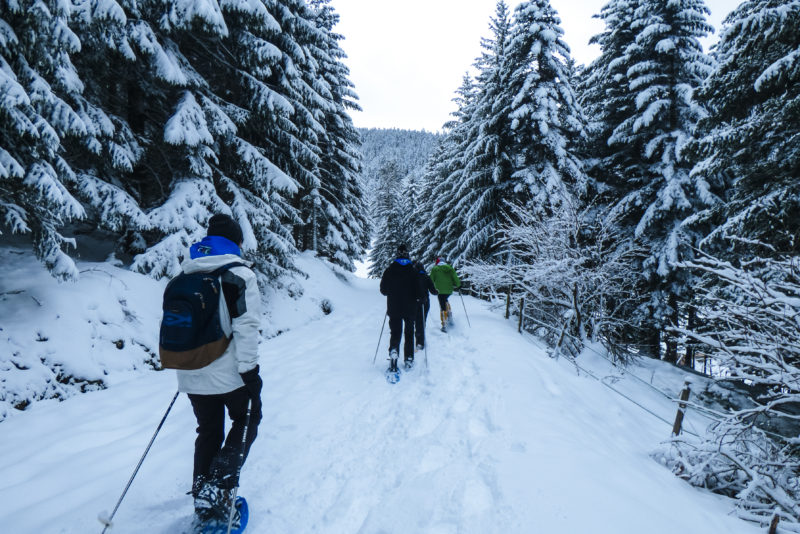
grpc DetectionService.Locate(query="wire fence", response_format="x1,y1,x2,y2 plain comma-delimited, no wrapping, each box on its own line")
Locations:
489,290,798,445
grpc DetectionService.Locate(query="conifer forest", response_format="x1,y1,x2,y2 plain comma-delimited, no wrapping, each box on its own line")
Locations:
1,0,799,528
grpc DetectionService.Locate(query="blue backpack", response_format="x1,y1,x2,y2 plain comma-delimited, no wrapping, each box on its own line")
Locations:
159,262,244,370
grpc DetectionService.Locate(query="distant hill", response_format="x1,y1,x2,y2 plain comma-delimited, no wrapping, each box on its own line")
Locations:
358,128,441,193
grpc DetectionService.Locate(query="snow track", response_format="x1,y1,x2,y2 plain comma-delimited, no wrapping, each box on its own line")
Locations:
0,259,759,533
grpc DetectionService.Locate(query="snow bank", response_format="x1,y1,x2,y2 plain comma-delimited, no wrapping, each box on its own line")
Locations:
0,248,354,421
0,247,165,420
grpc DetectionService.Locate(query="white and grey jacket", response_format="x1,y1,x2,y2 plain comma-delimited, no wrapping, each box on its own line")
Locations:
175,254,261,395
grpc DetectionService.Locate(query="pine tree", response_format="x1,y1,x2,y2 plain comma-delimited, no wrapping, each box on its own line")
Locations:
602,0,714,359
127,0,305,279
417,74,478,265
577,0,642,203
505,0,587,216
2,0,367,282
368,159,410,278
58,0,151,240
576,0,653,352
123,0,243,277
691,0,800,259
445,1,516,263
0,0,89,279
303,0,369,270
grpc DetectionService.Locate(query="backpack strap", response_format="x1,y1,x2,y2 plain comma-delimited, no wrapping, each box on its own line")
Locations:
212,262,248,321
209,262,247,277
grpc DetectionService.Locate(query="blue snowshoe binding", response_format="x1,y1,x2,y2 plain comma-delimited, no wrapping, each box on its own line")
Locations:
193,483,249,533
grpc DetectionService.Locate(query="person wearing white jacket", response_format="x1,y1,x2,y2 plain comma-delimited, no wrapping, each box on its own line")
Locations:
178,214,262,526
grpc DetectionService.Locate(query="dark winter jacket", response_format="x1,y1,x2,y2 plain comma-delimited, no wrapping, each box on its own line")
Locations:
414,262,438,305
380,257,424,318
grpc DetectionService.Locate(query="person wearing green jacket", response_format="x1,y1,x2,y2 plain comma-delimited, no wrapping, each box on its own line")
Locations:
429,257,461,331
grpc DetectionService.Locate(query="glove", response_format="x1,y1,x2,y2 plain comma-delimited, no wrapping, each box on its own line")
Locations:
240,365,262,403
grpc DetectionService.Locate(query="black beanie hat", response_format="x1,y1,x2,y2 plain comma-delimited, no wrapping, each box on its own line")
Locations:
396,243,409,257
207,213,243,245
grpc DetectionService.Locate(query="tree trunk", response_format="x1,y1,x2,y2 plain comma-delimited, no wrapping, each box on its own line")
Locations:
687,302,697,369
663,293,679,364
647,327,661,360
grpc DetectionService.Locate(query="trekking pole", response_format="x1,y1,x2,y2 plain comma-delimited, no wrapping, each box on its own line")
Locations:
421,303,429,370
458,291,471,328
226,399,253,534
99,391,180,533
372,313,388,365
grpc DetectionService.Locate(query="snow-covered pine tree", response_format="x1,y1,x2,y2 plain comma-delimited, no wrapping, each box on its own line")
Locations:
208,0,308,280
577,0,642,204
359,128,441,200
417,74,479,265
410,139,446,265
402,166,425,260
603,0,714,359
124,0,304,280
0,0,96,279
576,0,655,352
122,0,237,277
690,0,800,260
262,0,335,262
2,0,367,283
445,1,516,263
56,0,151,246
303,0,369,271
368,159,410,278
666,10,800,515
504,0,586,217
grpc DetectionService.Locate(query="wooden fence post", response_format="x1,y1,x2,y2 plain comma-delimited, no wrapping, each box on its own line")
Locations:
769,513,780,534
518,297,525,333
672,382,691,436
505,287,511,319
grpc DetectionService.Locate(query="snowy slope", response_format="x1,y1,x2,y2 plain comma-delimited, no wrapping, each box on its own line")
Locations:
0,254,759,534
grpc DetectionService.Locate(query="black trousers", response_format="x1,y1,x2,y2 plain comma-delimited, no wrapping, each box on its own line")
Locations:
414,300,430,347
188,386,262,490
437,293,451,312
388,314,415,360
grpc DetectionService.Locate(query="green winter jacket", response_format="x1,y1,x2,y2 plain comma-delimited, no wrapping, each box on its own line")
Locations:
430,263,461,295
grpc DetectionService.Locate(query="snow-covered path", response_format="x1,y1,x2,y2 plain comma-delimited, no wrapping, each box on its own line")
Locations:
0,259,758,533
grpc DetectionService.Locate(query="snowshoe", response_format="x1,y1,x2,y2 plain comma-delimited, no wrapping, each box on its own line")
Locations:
386,351,400,384
192,483,248,534
386,367,400,384
404,358,415,370
192,496,248,533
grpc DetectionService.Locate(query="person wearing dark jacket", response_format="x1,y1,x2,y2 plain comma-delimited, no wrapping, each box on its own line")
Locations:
413,261,437,351
379,244,423,371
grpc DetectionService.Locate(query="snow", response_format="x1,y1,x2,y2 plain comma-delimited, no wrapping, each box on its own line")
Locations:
0,251,760,533
164,92,214,147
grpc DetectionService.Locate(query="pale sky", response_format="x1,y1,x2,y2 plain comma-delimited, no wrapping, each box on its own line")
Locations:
329,0,742,132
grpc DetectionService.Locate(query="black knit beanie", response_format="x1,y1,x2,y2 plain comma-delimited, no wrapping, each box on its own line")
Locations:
396,243,409,258
207,214,243,245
